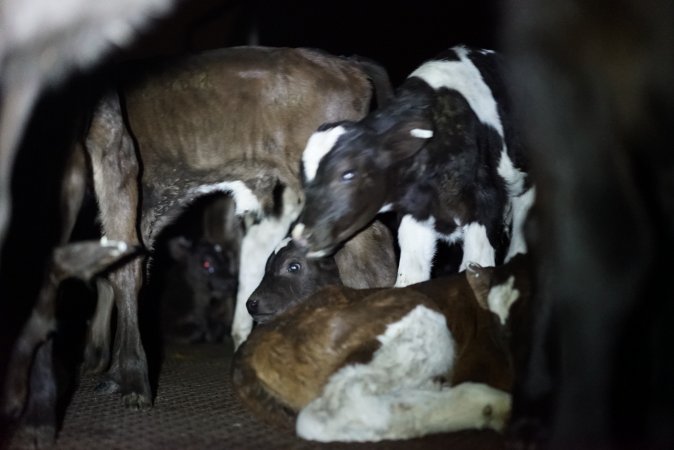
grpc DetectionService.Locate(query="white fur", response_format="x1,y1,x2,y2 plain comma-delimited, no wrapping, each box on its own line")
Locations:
2,0,174,69
409,46,504,138
230,187,303,349
273,237,292,255
410,128,433,139
487,276,520,325
192,180,261,216
378,203,394,213
395,215,437,286
296,305,512,442
497,149,527,197
505,186,535,262
302,126,346,182
460,222,495,271
99,236,127,253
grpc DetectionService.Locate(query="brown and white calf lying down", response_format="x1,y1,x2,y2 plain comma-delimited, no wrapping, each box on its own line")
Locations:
293,45,533,287
234,246,530,442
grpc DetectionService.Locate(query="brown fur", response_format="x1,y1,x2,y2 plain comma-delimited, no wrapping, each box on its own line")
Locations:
233,255,531,431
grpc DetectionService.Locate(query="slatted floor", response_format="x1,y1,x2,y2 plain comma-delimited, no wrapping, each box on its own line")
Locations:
6,340,506,450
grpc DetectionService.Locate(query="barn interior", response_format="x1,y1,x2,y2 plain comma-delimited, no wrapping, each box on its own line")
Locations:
1,0,673,449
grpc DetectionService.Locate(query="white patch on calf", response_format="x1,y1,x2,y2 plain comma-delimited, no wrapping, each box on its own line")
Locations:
505,186,536,262
460,223,495,271
410,128,433,139
395,215,437,286
273,237,292,255
487,276,520,325
230,187,303,349
378,203,394,213
192,180,261,216
296,305,454,441
296,305,513,441
409,47,504,138
99,236,127,254
302,126,347,182
497,149,527,197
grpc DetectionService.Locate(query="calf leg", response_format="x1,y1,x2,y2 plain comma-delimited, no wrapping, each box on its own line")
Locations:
2,275,58,423
82,278,114,374
86,91,150,408
460,222,495,271
395,215,437,286
1,144,86,439
11,340,58,449
505,187,536,263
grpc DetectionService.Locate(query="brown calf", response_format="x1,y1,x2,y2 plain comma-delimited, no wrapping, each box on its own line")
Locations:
233,254,531,442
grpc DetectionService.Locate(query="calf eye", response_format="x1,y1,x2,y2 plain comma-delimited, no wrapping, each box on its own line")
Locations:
340,170,356,182
202,259,215,274
287,262,301,273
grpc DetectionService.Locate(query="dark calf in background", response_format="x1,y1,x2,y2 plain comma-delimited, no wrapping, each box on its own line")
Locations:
247,219,396,322
165,195,243,343
233,254,532,442
503,0,674,448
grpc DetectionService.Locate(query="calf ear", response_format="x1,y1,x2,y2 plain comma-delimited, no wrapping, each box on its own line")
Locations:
466,262,494,310
168,236,192,262
380,120,433,166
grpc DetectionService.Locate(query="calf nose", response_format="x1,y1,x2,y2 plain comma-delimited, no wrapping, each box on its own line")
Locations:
246,299,258,315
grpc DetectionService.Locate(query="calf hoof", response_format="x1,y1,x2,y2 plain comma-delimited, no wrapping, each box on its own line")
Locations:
122,391,152,410
95,368,152,409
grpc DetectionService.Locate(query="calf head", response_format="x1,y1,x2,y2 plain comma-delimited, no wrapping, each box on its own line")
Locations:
168,236,238,300
246,238,341,323
293,107,433,257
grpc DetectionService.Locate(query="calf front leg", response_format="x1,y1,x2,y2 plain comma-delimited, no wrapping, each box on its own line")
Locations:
395,215,437,287
86,91,150,408
460,222,495,271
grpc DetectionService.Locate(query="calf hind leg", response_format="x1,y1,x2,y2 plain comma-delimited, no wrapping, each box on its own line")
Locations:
86,91,151,408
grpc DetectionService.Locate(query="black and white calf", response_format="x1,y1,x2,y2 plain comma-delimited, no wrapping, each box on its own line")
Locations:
293,46,534,286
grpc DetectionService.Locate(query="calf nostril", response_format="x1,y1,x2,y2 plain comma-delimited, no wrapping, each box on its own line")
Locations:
246,299,258,315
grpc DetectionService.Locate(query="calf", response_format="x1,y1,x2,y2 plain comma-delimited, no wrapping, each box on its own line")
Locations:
233,254,531,442
2,239,136,446
292,45,533,286
73,46,391,409
165,195,243,343
246,220,396,322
